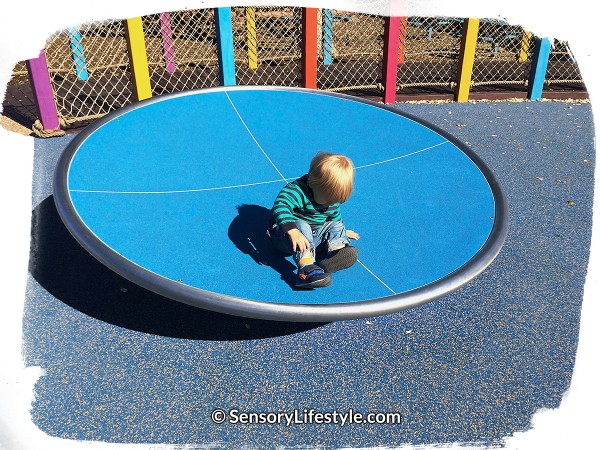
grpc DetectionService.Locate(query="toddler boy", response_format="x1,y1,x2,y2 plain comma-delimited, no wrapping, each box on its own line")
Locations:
268,152,359,288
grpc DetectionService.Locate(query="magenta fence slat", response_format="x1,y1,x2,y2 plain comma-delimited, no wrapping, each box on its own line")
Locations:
26,50,61,131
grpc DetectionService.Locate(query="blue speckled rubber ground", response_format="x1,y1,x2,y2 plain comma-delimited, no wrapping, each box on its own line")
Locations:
24,99,595,448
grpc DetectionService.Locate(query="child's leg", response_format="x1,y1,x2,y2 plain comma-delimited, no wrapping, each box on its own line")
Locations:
292,221,331,287
316,221,358,273
317,221,350,252
270,220,312,266
268,220,331,288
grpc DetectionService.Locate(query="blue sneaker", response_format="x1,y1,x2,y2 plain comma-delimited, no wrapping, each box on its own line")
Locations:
295,264,332,289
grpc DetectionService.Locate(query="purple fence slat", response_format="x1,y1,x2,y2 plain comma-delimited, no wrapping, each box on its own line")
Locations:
26,50,61,130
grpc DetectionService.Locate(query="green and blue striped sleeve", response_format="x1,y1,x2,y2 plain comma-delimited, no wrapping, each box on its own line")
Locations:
272,182,306,233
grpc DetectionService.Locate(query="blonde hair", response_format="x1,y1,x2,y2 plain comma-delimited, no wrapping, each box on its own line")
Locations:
308,152,354,203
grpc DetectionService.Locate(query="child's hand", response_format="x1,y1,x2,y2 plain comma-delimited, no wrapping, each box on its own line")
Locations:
287,228,310,253
347,230,360,240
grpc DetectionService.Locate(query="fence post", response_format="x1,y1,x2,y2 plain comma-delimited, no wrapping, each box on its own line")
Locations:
528,37,552,101
454,18,479,102
159,13,177,73
302,8,318,89
383,16,401,104
68,28,89,81
26,50,61,132
124,17,152,101
215,7,236,86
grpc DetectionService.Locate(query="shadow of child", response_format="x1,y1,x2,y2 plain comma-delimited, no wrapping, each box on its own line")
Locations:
228,204,298,289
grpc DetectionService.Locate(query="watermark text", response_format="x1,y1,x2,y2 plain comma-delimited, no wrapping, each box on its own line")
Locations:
211,408,402,427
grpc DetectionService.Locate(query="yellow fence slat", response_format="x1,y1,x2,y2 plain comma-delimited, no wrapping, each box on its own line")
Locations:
246,7,258,70
455,18,480,102
124,17,152,101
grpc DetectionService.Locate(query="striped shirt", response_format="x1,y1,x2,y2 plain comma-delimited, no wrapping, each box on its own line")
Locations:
272,175,342,233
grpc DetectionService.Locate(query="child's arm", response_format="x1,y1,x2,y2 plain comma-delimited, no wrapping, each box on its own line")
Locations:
272,181,310,252
272,184,301,233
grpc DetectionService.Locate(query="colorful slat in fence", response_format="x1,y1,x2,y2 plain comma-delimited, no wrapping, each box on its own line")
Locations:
215,7,236,86
160,13,177,74
383,16,401,104
519,30,533,63
528,37,552,100
26,50,61,131
68,28,89,81
124,17,152,101
246,8,258,70
455,18,480,102
302,8,318,88
397,17,408,64
322,9,333,66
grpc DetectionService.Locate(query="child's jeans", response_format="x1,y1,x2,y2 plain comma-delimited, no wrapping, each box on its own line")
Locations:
269,220,349,266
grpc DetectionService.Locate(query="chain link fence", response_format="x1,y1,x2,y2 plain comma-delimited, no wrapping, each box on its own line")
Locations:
231,6,303,86
396,17,461,96
142,9,220,97
1,8,589,135
44,20,135,129
471,19,534,95
231,6,302,86
544,40,585,93
317,10,385,96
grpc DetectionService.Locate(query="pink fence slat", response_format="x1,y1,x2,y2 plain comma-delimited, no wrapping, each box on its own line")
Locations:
383,16,401,104
160,13,177,73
